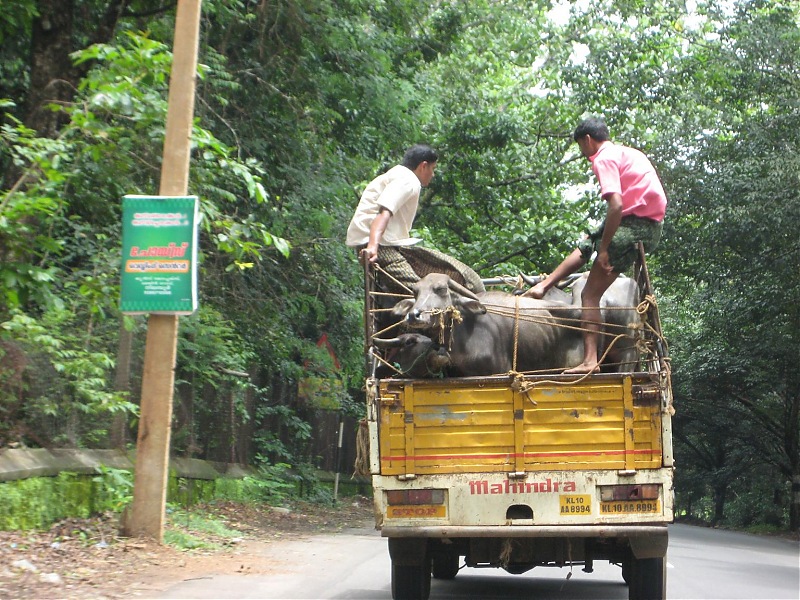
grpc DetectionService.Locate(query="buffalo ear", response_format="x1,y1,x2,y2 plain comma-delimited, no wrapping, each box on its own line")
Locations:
373,337,402,349
459,298,487,315
391,299,415,316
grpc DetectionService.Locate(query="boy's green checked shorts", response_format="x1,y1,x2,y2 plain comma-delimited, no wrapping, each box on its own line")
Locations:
578,215,663,273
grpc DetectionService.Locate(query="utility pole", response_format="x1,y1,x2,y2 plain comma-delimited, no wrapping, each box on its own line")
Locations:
123,0,202,541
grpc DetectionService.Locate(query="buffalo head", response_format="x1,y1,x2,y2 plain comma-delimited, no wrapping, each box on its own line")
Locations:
373,333,451,377
391,273,487,329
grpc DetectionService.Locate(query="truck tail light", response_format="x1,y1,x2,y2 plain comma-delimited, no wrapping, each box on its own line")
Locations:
599,484,660,502
386,489,445,505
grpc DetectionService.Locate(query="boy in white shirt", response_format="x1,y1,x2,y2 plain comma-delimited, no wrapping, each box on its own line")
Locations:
347,145,484,297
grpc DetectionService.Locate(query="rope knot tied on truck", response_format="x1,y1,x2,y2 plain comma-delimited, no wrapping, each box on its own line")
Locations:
356,243,675,600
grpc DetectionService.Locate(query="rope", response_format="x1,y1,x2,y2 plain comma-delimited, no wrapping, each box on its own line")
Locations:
636,295,668,341
637,294,657,316
372,262,415,295
633,295,675,414
635,293,672,362
484,304,642,339
499,539,513,568
353,418,370,477
371,350,403,375
518,332,630,388
375,299,657,380
513,295,520,372
419,306,463,350
402,343,445,377
509,371,538,407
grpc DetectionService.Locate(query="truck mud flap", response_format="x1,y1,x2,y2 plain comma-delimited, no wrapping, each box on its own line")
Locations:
629,529,668,559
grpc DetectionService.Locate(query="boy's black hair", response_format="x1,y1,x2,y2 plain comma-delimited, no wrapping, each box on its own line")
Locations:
401,144,438,169
573,117,610,142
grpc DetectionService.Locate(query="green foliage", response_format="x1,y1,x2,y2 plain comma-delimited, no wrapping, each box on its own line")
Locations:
210,477,269,503
92,465,134,512
163,504,252,551
0,113,70,310
0,465,310,531
252,403,315,467
0,24,293,449
0,310,136,446
291,462,334,504
176,307,255,393
68,32,289,262
162,528,218,550
0,1,37,42
167,507,242,537
167,477,215,507
653,1,800,529
0,472,95,529
397,1,594,275
241,463,297,504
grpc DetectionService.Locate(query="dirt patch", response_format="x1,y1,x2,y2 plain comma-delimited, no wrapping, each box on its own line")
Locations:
0,496,376,599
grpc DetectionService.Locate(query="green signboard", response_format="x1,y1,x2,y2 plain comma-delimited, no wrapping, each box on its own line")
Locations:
120,195,199,315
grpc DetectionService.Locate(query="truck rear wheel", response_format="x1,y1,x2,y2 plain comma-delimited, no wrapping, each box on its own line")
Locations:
431,550,460,579
391,560,432,600
627,556,666,600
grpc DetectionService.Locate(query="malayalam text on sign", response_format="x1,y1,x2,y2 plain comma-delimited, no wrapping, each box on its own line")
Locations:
120,195,199,315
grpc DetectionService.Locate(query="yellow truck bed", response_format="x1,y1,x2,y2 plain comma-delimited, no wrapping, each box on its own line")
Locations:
377,373,668,477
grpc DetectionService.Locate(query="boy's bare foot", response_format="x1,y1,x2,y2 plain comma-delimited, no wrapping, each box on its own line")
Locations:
563,362,600,375
521,283,547,299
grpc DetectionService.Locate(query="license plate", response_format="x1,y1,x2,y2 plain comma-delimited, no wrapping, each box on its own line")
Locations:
386,505,446,519
600,500,661,514
559,494,593,515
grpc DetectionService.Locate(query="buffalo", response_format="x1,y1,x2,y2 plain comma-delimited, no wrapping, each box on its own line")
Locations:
388,273,641,377
373,333,451,378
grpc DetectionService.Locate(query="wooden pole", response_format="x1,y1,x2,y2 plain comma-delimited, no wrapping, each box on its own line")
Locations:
124,0,202,540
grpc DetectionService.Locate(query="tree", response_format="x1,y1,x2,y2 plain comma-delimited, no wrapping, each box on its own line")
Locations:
656,1,800,530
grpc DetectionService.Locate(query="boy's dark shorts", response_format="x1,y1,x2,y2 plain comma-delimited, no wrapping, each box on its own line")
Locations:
577,215,663,273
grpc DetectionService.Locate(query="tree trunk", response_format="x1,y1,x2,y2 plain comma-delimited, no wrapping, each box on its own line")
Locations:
791,474,800,532
2,0,134,190
26,0,132,137
238,380,255,465
712,483,727,526
110,320,133,449
26,0,77,139
228,386,237,464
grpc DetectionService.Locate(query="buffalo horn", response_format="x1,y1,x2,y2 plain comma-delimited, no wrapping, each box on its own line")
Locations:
447,278,481,301
372,337,402,348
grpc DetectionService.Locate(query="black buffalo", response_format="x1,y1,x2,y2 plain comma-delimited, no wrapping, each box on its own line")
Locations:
389,273,641,376
373,333,451,378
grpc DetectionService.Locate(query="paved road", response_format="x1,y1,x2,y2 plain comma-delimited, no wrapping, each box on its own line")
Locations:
158,523,799,599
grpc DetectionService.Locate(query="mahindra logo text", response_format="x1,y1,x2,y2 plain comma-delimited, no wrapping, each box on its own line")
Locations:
469,479,576,495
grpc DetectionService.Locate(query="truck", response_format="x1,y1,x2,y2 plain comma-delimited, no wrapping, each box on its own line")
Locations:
357,245,675,600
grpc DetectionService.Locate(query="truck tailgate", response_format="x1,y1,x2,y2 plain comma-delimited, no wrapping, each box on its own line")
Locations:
378,373,666,476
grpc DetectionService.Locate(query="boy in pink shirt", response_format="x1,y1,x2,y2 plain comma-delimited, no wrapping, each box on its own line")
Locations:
524,117,667,374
